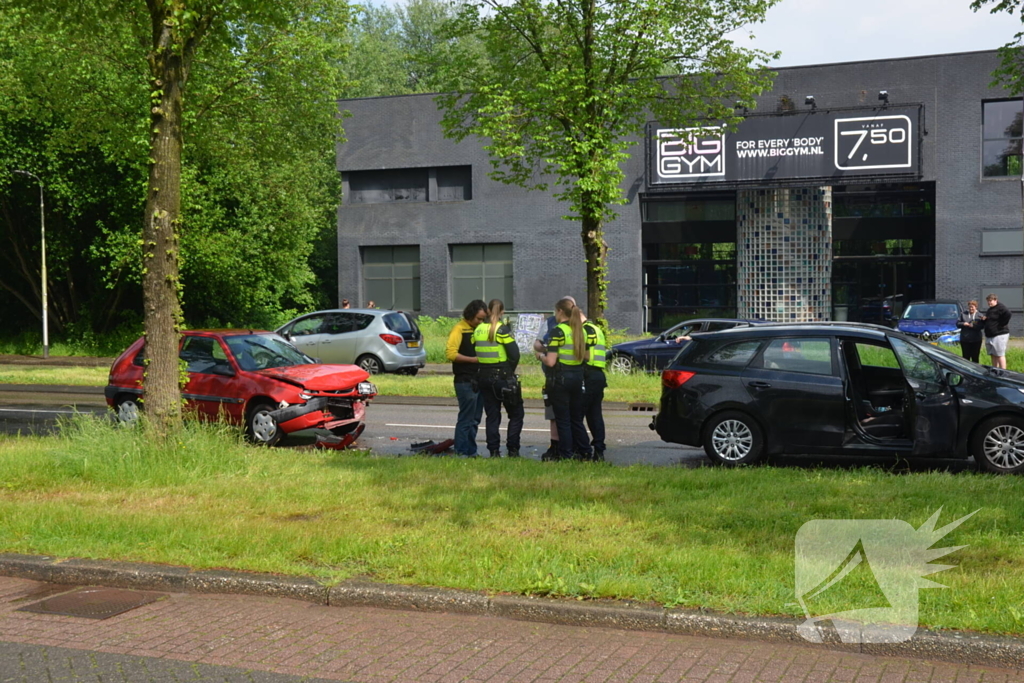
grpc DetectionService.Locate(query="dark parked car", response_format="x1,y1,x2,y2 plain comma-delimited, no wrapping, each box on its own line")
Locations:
608,318,767,373
896,300,963,343
653,323,1024,473
106,331,377,449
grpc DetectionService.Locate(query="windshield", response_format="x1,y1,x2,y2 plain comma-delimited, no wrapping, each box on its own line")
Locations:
224,334,312,371
902,303,958,320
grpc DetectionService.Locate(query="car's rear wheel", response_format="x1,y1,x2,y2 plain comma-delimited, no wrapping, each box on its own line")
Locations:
356,354,383,375
115,395,142,425
607,354,636,374
972,415,1024,474
246,401,282,446
703,410,764,466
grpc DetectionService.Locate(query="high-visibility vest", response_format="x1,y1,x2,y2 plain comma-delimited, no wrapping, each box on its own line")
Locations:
584,322,607,369
555,323,583,366
472,323,507,364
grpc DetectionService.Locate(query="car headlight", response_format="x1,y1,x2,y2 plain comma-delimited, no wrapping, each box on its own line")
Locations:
358,381,376,395
298,392,312,401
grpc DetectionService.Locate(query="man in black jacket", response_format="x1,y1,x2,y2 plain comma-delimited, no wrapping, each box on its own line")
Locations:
982,293,1012,369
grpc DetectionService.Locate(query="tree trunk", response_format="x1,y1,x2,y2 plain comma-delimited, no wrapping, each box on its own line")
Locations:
141,19,185,436
580,212,608,323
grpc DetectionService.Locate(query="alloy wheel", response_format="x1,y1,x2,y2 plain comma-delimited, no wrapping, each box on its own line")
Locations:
982,423,1024,470
608,355,634,374
711,419,753,461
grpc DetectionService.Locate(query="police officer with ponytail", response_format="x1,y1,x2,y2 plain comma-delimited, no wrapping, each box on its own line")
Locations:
541,297,591,460
582,318,608,461
473,299,524,457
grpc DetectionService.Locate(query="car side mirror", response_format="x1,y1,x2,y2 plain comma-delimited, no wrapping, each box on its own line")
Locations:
210,363,236,377
946,372,963,387
655,333,666,342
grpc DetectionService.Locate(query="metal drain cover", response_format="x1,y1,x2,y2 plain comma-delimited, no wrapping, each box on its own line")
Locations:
16,587,165,619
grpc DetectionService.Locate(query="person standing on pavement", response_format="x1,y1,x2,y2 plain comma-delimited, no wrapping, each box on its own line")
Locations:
957,300,983,363
534,296,575,459
542,297,591,460
473,299,524,457
582,318,608,461
981,293,1012,370
446,300,488,456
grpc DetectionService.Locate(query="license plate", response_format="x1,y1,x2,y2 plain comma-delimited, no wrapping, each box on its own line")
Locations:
407,341,420,348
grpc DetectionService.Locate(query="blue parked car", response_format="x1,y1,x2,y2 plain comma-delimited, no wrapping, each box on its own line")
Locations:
608,318,768,373
896,300,964,343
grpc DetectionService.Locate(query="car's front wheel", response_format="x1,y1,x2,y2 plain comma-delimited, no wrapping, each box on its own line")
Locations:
703,410,764,466
115,395,142,425
972,415,1024,474
607,354,636,374
356,354,383,375
246,401,282,446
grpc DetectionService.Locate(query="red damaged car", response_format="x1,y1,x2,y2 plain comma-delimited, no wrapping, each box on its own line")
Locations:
105,330,377,448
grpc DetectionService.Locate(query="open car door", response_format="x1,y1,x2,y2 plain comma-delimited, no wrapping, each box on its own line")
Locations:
889,337,958,456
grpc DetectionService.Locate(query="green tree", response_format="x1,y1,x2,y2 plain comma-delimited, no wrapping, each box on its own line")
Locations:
973,0,1024,93
6,0,350,435
432,0,779,322
344,0,476,97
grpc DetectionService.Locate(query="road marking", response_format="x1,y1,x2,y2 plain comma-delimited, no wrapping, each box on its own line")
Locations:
385,423,549,432
0,408,80,415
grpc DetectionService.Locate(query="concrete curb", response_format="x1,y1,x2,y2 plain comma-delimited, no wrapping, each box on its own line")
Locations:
1,553,1021,670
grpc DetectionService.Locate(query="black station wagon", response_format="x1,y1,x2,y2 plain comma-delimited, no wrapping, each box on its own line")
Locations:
652,323,1024,473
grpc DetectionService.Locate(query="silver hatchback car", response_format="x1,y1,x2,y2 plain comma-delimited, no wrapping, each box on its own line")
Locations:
276,309,426,375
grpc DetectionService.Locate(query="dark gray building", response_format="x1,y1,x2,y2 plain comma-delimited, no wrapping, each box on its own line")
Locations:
336,50,1023,333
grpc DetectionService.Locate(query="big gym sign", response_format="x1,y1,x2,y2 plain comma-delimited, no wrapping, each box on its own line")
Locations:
648,105,921,187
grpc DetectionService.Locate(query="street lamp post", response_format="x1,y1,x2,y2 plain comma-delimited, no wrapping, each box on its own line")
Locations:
13,169,48,359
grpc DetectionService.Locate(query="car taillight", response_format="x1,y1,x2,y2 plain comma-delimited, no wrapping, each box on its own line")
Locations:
662,369,695,390
380,333,404,345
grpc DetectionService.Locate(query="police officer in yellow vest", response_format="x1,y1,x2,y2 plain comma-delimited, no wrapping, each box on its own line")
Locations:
473,299,524,457
582,319,607,461
541,297,591,460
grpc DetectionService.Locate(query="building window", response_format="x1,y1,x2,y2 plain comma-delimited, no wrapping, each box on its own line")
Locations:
982,99,1023,178
348,169,428,204
642,242,737,330
451,243,513,309
345,166,473,204
436,166,472,201
362,246,421,310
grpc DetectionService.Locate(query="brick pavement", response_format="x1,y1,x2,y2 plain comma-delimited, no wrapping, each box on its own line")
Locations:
1,577,1021,683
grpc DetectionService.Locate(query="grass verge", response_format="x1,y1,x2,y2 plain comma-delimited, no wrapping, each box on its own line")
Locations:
1,417,1022,636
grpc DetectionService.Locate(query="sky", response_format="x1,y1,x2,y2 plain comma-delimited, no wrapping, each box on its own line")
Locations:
730,0,1021,67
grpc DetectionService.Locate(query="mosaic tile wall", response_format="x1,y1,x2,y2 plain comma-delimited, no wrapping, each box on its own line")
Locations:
737,187,832,322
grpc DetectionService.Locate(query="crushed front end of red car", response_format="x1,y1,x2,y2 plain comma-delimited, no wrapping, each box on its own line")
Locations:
267,379,377,449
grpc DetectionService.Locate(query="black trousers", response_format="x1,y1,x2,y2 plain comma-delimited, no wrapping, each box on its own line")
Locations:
549,368,589,458
583,366,606,453
961,340,982,363
478,370,524,452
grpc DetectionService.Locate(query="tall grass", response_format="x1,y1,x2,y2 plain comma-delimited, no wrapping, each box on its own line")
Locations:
1,416,1023,635
3,415,258,488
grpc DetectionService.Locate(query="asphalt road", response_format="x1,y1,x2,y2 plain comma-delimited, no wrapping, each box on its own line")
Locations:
0,387,981,472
